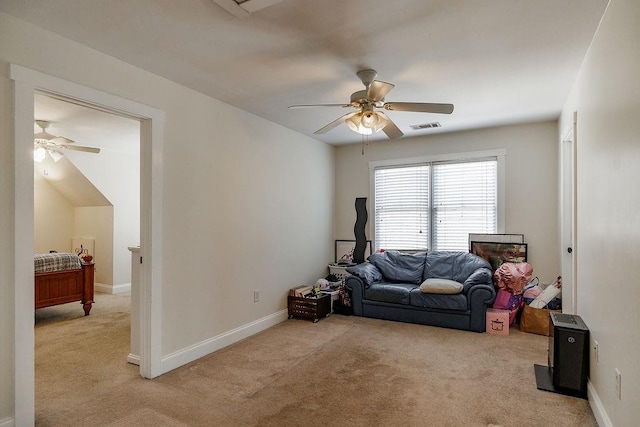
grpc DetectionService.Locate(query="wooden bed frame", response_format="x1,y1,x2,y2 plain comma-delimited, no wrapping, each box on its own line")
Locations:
35,262,95,315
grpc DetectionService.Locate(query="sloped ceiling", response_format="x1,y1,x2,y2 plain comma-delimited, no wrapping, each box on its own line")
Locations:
34,157,111,207
0,0,609,145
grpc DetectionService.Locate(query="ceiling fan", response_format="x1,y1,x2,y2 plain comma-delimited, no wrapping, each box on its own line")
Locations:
34,120,100,162
289,69,454,139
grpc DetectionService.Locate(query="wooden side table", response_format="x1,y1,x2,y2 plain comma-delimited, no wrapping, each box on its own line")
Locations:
288,294,331,323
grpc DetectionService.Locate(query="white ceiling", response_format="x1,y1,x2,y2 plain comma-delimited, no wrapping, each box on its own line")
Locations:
1,0,609,145
34,94,140,155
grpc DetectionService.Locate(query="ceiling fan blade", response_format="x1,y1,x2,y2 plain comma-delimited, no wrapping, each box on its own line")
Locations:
383,102,454,114
289,104,351,109
51,136,75,144
61,145,101,154
313,112,357,135
366,80,394,102
378,113,404,139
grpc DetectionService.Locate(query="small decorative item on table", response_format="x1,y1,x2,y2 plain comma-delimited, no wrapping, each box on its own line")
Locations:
287,293,331,323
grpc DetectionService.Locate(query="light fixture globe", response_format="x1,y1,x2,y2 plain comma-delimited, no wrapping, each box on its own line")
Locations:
361,111,378,129
345,113,373,135
33,146,46,162
361,111,389,132
346,107,390,135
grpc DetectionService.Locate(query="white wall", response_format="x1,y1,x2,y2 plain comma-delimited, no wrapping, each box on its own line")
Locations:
65,138,140,287
335,121,560,282
560,0,640,425
0,10,334,423
75,206,114,285
33,173,74,254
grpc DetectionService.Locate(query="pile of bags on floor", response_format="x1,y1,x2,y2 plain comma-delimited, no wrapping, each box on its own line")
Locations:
491,261,562,335
519,276,562,335
492,262,533,326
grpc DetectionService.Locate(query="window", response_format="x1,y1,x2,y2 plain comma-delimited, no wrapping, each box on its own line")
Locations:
374,165,430,251
372,153,501,252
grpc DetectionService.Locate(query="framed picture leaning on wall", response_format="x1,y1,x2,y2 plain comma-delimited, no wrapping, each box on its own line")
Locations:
470,241,527,271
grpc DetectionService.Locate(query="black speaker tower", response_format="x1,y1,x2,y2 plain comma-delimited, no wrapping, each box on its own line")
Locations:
534,312,589,399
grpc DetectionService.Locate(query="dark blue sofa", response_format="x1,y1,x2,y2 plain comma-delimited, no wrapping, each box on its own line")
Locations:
345,251,496,332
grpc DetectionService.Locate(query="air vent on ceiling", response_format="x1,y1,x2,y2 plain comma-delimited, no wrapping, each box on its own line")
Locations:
211,0,282,18
410,122,441,130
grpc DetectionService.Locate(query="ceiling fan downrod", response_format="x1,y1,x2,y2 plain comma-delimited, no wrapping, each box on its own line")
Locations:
356,69,378,89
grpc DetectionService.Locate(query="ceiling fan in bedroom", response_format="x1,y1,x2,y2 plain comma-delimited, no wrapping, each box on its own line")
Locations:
33,120,100,163
288,69,454,139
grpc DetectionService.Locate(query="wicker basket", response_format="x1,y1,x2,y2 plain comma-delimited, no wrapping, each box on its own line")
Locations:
288,294,331,323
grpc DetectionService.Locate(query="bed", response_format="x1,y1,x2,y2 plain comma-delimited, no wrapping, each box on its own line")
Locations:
34,252,95,315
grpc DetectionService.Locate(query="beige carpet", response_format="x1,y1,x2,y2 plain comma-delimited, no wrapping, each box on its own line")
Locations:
35,294,596,426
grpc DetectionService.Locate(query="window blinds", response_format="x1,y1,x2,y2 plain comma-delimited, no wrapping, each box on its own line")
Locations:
374,158,497,252
431,160,497,251
374,165,429,251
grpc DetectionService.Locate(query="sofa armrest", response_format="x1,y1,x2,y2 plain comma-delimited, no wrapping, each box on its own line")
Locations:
345,275,365,316
467,284,497,332
467,284,496,306
462,267,493,293
464,267,496,332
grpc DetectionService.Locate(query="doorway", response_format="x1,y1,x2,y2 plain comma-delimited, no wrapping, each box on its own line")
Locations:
11,64,164,425
33,94,140,417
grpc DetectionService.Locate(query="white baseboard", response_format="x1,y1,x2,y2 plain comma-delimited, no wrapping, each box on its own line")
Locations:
127,353,140,366
95,282,131,294
588,380,612,427
160,309,288,374
0,417,15,427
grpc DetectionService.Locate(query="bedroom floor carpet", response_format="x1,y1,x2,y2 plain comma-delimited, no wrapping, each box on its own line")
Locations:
35,294,596,426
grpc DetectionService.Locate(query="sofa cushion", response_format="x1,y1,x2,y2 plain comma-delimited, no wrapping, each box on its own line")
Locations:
346,262,382,286
364,282,416,305
368,251,426,284
424,251,492,283
419,278,463,294
410,289,468,311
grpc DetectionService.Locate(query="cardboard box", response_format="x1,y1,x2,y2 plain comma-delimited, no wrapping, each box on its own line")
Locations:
486,308,510,335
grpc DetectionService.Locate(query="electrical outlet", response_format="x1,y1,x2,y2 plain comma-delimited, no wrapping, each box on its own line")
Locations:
593,341,598,364
615,369,622,400
254,289,260,303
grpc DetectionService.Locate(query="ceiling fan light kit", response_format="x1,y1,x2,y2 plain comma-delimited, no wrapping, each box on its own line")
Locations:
289,69,454,140
345,105,390,135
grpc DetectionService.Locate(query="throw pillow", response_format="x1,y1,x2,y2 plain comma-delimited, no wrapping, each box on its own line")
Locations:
346,262,382,286
419,278,463,294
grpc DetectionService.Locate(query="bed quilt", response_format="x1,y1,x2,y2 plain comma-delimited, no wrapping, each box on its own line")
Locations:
34,252,82,273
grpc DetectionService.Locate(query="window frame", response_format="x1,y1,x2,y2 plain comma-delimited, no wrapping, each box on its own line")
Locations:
369,149,506,252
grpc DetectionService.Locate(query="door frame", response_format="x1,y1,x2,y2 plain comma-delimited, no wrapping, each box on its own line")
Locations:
560,111,577,314
11,64,164,425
